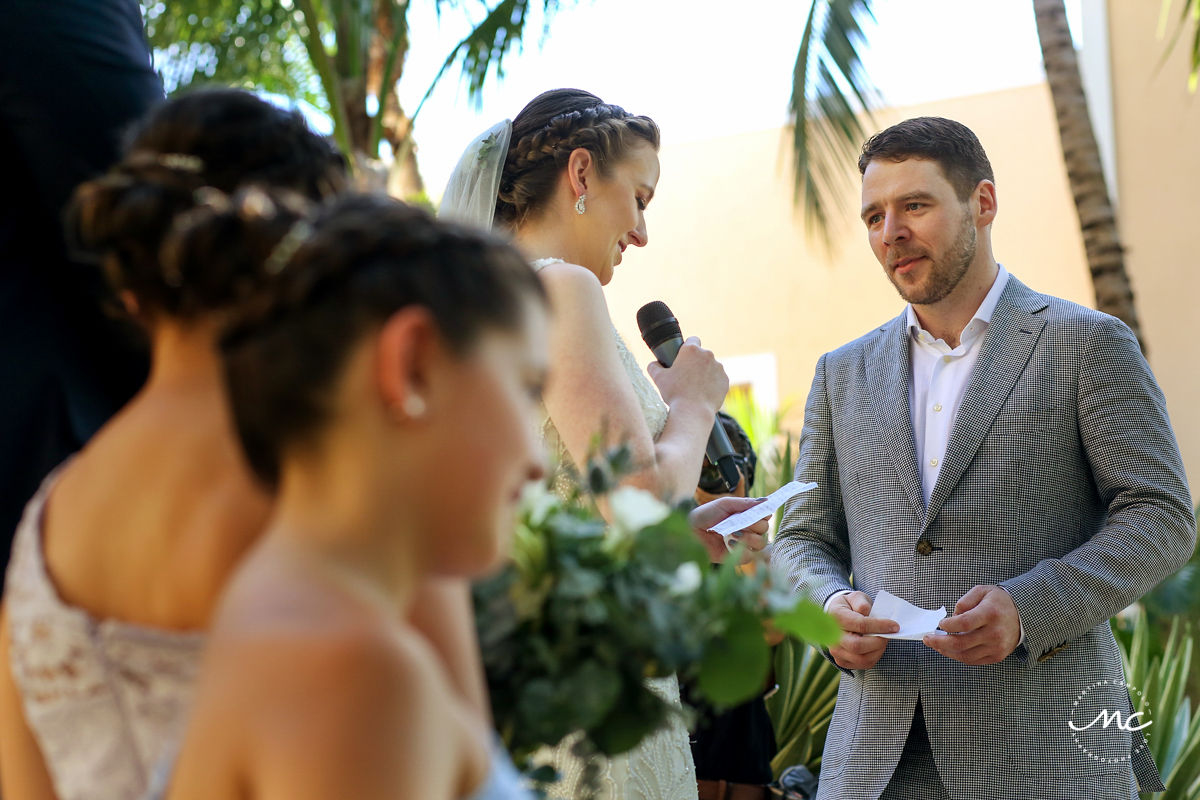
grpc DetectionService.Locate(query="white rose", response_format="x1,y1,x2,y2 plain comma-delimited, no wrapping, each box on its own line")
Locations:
609,486,670,534
669,562,703,596
519,480,560,526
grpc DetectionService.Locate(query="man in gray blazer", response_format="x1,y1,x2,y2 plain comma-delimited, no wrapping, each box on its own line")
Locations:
772,117,1195,800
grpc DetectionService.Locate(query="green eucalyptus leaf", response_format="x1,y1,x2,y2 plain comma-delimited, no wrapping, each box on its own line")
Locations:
772,600,843,648
633,515,707,572
561,660,622,731
579,597,609,625
587,460,613,495
525,763,560,785
590,683,670,757
696,609,770,708
555,567,604,598
516,678,578,746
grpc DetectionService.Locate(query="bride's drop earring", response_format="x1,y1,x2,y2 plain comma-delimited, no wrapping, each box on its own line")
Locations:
575,194,587,215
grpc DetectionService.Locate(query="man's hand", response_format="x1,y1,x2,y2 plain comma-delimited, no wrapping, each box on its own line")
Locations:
687,496,769,564
923,585,1022,665
828,591,899,670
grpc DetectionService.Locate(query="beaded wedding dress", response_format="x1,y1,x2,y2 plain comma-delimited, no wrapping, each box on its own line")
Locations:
530,258,698,800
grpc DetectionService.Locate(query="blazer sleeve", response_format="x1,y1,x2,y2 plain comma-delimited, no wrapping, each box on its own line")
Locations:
1000,315,1195,667
772,354,855,612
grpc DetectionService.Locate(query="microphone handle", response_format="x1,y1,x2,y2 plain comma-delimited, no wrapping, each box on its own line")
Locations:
648,336,741,493
648,338,683,368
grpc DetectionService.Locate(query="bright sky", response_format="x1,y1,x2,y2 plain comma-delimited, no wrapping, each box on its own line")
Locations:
389,0,1082,199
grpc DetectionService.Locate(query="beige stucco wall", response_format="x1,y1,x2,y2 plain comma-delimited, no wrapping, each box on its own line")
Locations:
602,83,1100,452
1106,1,1200,496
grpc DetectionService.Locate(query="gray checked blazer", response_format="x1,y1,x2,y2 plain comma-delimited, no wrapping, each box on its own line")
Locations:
772,275,1195,800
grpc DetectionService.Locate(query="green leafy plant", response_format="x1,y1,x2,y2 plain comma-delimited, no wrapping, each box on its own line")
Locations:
722,387,799,501
1114,606,1200,799
473,447,840,790
765,637,842,779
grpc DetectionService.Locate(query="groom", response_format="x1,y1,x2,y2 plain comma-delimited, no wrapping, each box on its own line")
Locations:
772,116,1194,799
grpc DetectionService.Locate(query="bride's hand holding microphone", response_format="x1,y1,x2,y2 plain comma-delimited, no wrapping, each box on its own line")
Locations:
646,335,729,417
636,304,766,556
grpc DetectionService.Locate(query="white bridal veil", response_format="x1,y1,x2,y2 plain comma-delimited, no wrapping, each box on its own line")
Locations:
437,119,512,230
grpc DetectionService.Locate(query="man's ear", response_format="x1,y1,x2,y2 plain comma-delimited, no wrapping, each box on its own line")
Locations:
974,179,998,227
375,307,439,422
566,147,594,197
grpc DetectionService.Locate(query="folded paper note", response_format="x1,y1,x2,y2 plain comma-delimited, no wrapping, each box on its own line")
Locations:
868,590,947,640
708,481,818,539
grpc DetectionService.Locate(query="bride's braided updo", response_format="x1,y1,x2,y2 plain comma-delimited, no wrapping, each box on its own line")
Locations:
494,89,659,230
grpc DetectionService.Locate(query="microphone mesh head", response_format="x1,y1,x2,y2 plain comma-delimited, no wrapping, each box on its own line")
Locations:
637,300,675,335
637,300,681,349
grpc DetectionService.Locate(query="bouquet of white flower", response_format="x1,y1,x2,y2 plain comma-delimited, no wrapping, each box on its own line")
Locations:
473,447,840,778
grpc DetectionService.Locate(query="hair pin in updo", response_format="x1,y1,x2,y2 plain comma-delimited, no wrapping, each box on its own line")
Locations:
192,186,231,209
238,186,277,218
263,220,313,275
155,153,205,173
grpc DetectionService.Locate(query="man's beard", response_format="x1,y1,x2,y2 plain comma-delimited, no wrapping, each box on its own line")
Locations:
889,213,977,305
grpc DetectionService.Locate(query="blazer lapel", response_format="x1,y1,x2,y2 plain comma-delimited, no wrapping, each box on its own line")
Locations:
923,278,1048,528
865,314,925,519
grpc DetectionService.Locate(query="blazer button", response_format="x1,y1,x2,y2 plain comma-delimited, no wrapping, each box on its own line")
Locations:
916,540,934,556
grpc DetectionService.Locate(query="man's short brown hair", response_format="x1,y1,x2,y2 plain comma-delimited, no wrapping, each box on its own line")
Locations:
857,116,994,201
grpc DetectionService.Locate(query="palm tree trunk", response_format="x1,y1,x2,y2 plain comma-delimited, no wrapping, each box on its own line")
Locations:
1033,0,1146,352
368,0,423,199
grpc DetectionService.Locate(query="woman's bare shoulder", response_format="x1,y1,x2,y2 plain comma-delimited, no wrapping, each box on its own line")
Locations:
190,599,465,799
535,260,607,305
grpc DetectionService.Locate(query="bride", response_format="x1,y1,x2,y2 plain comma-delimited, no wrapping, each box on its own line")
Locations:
442,89,732,800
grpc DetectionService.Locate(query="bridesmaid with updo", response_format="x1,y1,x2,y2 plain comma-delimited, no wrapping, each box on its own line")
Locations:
0,88,345,800
160,192,549,799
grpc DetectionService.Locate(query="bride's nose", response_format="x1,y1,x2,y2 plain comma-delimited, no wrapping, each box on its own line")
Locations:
629,220,648,248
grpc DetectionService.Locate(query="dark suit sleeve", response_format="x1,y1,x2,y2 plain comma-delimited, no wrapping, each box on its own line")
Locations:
771,354,855,612
1000,315,1195,667
0,0,162,590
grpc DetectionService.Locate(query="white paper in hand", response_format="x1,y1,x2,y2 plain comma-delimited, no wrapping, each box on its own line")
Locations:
867,590,947,640
708,480,817,539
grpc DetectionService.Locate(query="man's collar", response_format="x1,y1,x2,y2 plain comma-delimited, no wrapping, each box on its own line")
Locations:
906,264,1011,337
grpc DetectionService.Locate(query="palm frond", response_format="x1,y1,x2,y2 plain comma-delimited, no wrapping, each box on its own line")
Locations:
413,0,560,121
1157,0,1200,91
141,1,326,109
789,0,879,249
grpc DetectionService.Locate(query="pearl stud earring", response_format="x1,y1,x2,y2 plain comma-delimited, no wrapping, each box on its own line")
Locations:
402,394,426,418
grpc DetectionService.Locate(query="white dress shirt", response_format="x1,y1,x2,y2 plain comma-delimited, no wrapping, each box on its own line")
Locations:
908,264,1010,507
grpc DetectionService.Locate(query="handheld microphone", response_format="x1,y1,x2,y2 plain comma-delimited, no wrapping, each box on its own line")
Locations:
636,300,741,493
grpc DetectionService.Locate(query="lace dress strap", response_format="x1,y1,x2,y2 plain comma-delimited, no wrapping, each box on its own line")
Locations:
530,257,565,271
